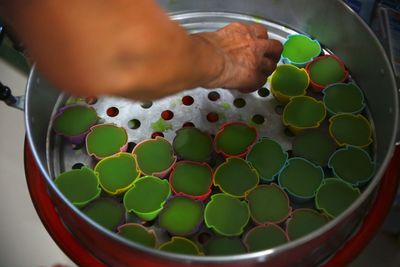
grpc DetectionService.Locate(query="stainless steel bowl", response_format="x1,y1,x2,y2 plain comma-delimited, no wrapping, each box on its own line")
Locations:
24,1,398,266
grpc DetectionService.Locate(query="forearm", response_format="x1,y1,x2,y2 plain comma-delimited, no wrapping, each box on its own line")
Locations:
1,0,224,99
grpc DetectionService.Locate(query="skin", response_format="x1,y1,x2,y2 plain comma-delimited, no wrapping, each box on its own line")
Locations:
0,0,283,100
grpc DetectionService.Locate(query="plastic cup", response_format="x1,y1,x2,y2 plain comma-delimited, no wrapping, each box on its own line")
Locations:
328,146,375,187
83,198,125,231
159,237,203,255
329,113,373,148
158,196,204,236
203,237,247,255
292,129,337,166
322,83,365,115
245,184,291,225
214,122,258,158
86,123,128,160
117,223,157,248
52,104,99,144
243,224,289,252
54,167,101,209
270,64,310,104
283,96,326,135
132,137,177,178
246,138,288,182
214,158,259,198
281,34,322,67
169,161,213,201
306,55,349,92
123,176,171,221
204,193,250,236
278,158,324,202
286,208,329,240
94,152,140,196
315,178,361,218
173,127,213,162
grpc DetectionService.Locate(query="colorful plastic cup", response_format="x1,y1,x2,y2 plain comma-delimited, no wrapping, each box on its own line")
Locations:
246,184,291,225
286,209,329,240
94,152,140,196
173,127,213,162
214,122,258,157
315,178,361,218
306,55,349,92
283,96,326,135
243,224,289,252
159,237,203,255
52,104,99,144
54,167,101,209
214,158,259,198
281,34,322,67
123,176,171,221
329,113,373,148
204,237,247,255
292,129,337,166
270,64,310,104
328,146,375,187
169,161,213,201
158,196,204,236
278,158,324,202
246,138,288,182
117,223,157,248
83,198,125,231
322,83,365,115
132,137,177,178
86,123,128,160
204,193,250,236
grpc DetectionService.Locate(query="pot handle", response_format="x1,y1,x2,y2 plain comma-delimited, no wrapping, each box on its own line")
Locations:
0,82,25,111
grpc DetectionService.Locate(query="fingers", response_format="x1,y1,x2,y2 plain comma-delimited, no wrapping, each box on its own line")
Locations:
247,23,268,39
257,39,283,63
259,58,277,76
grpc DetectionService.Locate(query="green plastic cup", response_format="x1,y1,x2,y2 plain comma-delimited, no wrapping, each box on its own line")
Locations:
328,146,375,187
315,178,361,218
322,83,365,115
54,167,101,209
83,198,125,231
282,34,321,67
204,193,250,236
204,237,247,255
246,138,288,182
286,209,329,240
214,158,259,198
270,64,310,104
159,237,203,255
123,176,171,221
117,223,157,248
243,224,289,252
173,127,213,162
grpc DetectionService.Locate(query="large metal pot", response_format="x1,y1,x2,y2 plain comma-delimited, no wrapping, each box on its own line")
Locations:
22,0,398,266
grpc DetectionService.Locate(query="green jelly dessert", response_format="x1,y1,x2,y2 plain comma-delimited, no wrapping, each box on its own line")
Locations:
243,225,288,252
204,193,250,236
204,237,247,255
123,176,171,221
95,152,140,195
173,127,213,162
214,122,258,157
315,178,361,218
54,167,101,208
83,198,125,231
323,83,365,115
169,161,213,200
159,237,202,255
307,55,348,90
159,196,204,236
286,209,329,240
246,138,288,181
117,223,157,248
214,158,259,198
86,124,128,159
246,184,291,224
132,137,176,177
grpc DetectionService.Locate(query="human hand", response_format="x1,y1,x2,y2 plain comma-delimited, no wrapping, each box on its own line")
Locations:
196,23,282,93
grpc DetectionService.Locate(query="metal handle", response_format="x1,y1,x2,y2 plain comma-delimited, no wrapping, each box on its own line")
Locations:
0,82,25,111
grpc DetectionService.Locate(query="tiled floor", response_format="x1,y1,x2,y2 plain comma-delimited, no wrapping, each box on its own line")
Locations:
1,59,399,267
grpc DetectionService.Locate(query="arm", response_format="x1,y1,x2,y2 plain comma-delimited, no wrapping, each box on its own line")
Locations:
0,0,282,100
